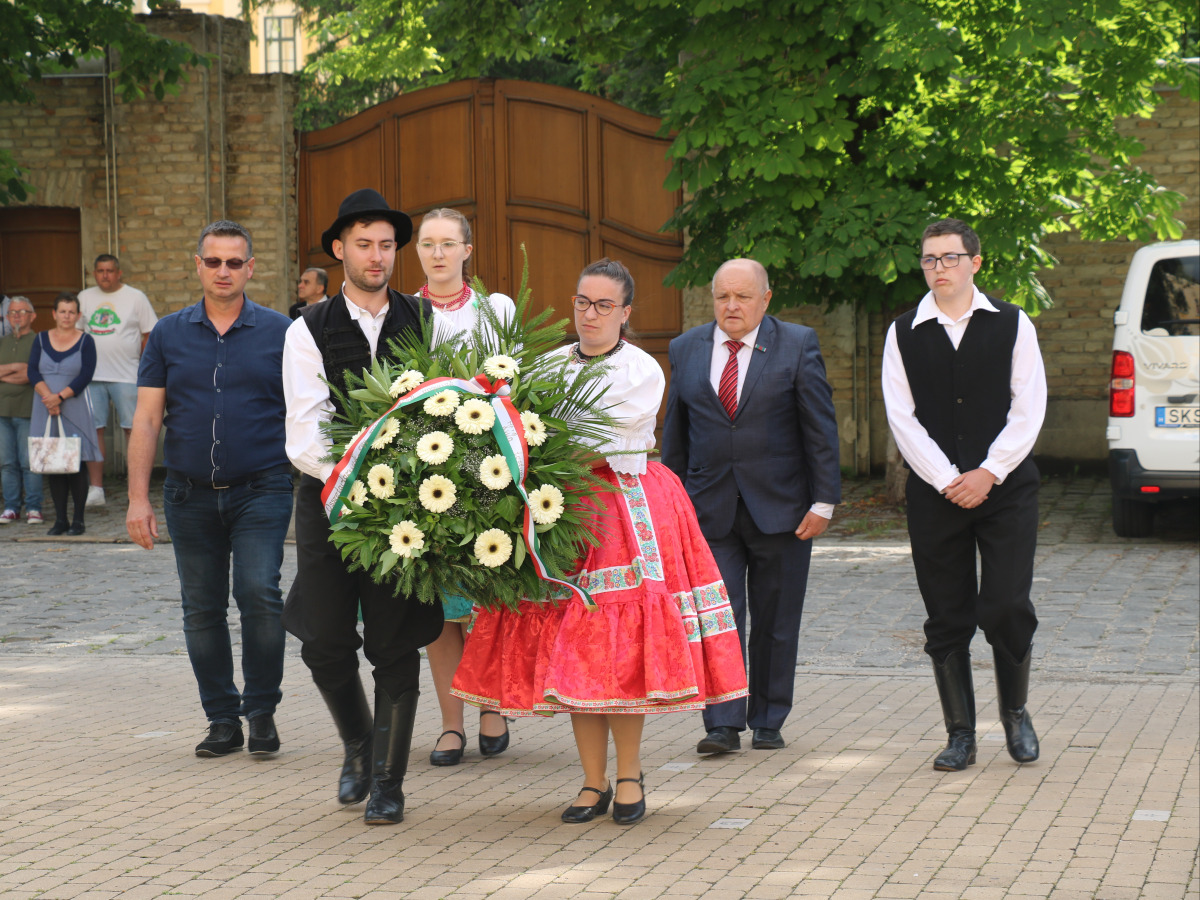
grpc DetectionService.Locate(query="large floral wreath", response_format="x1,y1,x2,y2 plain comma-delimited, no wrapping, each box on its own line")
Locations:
321,267,617,612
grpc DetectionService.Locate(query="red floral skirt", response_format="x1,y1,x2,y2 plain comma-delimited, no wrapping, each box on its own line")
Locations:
451,462,748,716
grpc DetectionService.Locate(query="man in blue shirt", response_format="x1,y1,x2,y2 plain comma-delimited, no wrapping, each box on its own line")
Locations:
126,220,294,759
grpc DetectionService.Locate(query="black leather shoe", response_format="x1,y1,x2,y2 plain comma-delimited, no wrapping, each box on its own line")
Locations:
248,714,280,757
66,522,85,536
932,650,977,771
697,727,740,754
478,710,510,757
429,730,465,766
934,731,977,771
612,772,645,825
195,722,244,757
994,645,1040,763
751,728,785,750
47,522,69,536
561,783,613,824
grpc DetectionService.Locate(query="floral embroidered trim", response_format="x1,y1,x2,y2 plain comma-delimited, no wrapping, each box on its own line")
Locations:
615,472,663,582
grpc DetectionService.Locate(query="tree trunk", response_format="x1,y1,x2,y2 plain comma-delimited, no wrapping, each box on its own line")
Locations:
885,430,907,506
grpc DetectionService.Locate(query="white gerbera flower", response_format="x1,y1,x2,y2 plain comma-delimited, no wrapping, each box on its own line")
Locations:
527,484,565,525
416,431,453,465
455,398,495,434
474,528,513,567
418,474,457,513
479,454,512,490
367,464,395,499
424,390,460,417
482,354,519,380
389,520,425,557
389,369,424,398
348,426,368,448
346,480,368,507
371,417,400,449
520,410,547,447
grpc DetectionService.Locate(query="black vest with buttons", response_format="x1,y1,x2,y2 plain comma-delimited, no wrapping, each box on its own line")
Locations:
894,297,1020,472
300,289,433,419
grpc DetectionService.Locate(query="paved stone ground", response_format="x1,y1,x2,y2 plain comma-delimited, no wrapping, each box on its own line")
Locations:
0,475,1196,899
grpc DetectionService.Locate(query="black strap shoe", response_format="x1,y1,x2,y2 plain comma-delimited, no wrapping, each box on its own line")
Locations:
612,772,646,825
195,721,244,757
248,713,280,757
429,730,466,766
561,783,613,823
478,710,510,757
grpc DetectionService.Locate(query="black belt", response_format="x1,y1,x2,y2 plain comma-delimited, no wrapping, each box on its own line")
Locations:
167,463,294,490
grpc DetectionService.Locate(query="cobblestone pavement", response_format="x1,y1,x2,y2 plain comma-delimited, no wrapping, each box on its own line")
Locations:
0,476,1196,899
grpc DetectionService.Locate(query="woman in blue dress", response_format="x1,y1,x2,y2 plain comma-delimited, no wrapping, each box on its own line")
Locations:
28,292,102,535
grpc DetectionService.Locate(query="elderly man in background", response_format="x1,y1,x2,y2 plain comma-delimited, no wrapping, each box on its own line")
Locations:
0,297,43,525
288,267,329,319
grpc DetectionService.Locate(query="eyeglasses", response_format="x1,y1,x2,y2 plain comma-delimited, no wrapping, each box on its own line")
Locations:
200,257,248,270
416,240,463,253
572,296,623,316
6,309,33,316
919,253,971,270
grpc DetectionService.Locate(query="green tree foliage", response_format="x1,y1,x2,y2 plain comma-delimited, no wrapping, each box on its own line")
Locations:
284,0,1198,310
0,0,206,204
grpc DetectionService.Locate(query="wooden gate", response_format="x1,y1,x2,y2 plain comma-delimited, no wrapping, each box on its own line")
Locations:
0,207,82,324
298,79,684,419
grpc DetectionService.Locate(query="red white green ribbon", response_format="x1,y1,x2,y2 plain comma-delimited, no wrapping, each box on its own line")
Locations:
322,374,596,609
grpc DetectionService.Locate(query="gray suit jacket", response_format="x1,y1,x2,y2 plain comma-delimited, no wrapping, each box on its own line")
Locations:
661,315,841,540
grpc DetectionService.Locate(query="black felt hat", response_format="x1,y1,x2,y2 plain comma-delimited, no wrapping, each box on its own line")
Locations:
320,188,413,258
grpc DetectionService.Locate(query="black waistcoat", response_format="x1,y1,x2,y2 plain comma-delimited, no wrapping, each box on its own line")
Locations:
894,298,1021,472
300,289,433,418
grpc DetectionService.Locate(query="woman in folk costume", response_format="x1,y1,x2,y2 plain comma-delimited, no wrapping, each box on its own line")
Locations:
452,258,747,825
414,208,518,766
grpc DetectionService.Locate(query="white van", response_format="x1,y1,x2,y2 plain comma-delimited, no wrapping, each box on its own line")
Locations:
1107,240,1200,537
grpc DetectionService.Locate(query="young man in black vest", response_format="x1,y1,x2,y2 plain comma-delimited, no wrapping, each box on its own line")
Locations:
282,189,443,823
882,218,1047,772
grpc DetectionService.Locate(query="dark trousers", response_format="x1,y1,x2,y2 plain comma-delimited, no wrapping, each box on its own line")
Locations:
703,497,813,732
283,475,443,698
905,460,1040,663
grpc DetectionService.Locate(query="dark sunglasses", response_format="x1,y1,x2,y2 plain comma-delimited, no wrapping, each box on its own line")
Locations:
200,257,248,270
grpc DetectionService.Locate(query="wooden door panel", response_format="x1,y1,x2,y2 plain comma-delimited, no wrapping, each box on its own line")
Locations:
508,219,589,324
505,101,587,216
599,121,678,243
302,128,385,263
0,207,82,323
397,101,475,212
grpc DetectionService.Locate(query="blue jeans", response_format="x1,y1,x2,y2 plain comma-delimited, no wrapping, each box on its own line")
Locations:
163,470,293,724
0,415,42,513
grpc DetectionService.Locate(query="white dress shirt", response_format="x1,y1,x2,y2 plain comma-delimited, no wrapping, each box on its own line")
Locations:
709,322,834,521
882,287,1047,492
285,289,449,482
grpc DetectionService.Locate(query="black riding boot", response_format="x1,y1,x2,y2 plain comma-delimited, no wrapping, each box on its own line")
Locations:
994,644,1039,763
363,685,419,825
932,650,977,771
317,678,373,804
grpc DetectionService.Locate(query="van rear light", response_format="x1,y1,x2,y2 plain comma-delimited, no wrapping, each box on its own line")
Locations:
1110,350,1135,417
1140,486,1160,493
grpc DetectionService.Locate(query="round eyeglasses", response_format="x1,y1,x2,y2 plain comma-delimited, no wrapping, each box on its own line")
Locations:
571,296,622,316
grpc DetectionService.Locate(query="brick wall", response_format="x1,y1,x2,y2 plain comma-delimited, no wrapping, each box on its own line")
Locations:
0,10,298,316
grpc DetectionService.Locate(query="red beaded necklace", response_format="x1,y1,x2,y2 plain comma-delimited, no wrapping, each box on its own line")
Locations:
421,280,472,312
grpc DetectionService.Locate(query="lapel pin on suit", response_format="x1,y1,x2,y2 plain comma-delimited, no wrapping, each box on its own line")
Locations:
754,343,767,353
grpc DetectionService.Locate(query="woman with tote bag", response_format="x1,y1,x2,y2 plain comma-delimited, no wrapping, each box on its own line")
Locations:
28,292,101,535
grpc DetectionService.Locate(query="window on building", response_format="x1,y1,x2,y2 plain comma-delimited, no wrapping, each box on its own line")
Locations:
264,16,298,74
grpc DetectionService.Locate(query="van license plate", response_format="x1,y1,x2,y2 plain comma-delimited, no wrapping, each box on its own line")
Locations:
1156,406,1200,427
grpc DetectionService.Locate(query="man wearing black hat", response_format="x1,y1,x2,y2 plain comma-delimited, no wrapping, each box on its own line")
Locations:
282,189,443,824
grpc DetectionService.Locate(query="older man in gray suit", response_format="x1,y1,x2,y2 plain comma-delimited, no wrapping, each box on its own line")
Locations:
662,258,841,753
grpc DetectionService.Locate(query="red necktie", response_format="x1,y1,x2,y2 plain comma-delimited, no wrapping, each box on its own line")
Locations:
718,339,741,419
